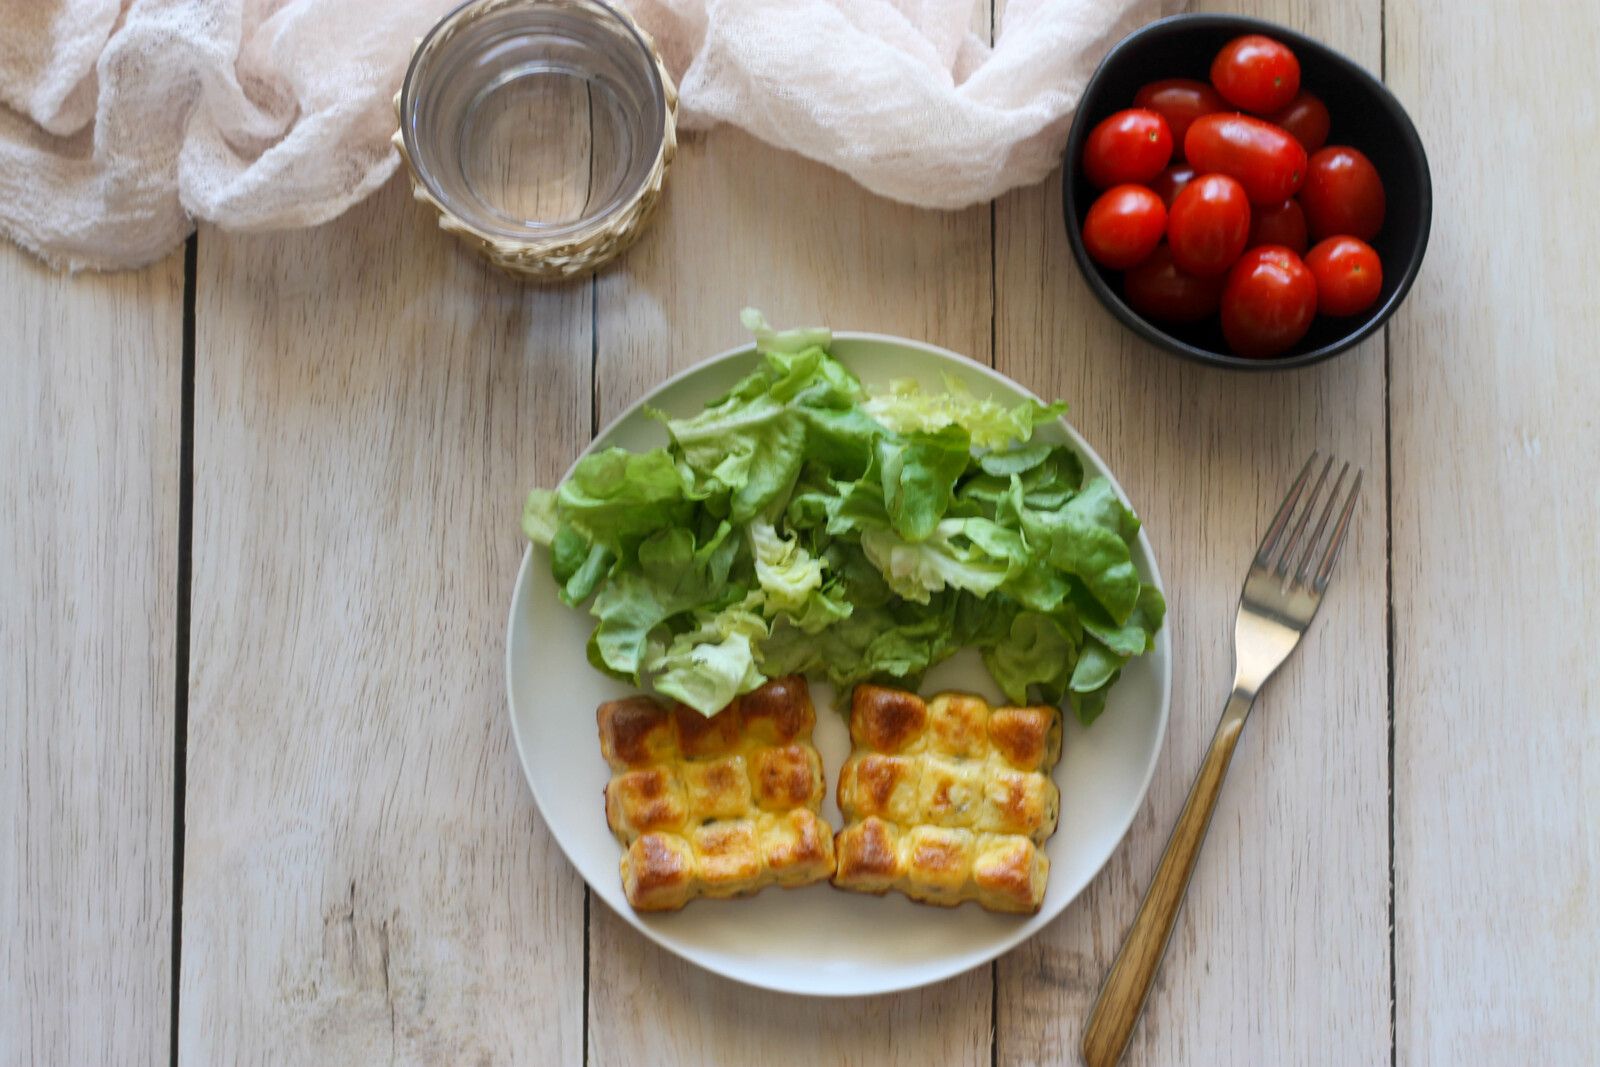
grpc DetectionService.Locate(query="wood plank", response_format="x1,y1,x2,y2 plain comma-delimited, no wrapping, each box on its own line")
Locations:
179,179,589,1064
1387,1,1600,1061
0,248,183,1064
587,126,995,1067
992,1,1391,1062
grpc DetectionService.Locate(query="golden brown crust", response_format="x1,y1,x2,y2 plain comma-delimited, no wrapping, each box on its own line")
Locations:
691,820,763,891
621,833,696,912
738,674,815,744
986,705,1060,771
976,767,1058,839
680,755,752,820
832,687,1063,913
672,702,743,758
598,696,674,769
972,836,1049,913
833,817,902,891
604,767,689,840
916,757,982,826
760,809,834,883
598,676,836,911
905,826,973,898
842,754,920,823
927,694,989,758
850,684,928,753
751,744,821,810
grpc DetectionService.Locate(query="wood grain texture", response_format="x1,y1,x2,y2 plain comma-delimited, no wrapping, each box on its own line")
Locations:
1081,706,1246,1067
587,126,995,1067
179,179,589,1065
13,1,1598,1062
993,1,1391,1061
0,248,182,1065
1387,0,1600,1060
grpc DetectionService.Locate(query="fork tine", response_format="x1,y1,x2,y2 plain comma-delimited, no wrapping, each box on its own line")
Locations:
1274,455,1335,576
1308,467,1363,590
1291,461,1349,583
1255,452,1319,567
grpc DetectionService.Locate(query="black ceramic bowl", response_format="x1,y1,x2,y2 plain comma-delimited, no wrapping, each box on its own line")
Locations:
1062,14,1431,370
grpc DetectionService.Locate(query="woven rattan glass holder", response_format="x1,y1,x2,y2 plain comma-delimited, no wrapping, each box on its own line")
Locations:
394,0,677,280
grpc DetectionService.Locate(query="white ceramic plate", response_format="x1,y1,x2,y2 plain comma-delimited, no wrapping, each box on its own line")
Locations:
506,334,1171,996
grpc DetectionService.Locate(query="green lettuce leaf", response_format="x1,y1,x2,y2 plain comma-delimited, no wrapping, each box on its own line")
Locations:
656,343,864,523
521,309,1164,726
748,519,824,612
877,427,971,542
551,529,612,607
983,611,1079,706
1012,477,1143,623
586,523,739,683
555,448,693,559
1069,682,1116,727
799,406,883,479
960,445,1084,514
863,375,1066,450
745,519,852,632
521,489,559,544
1079,583,1168,657
859,517,1026,604
758,589,965,692
1063,584,1166,725
645,599,770,715
741,307,833,355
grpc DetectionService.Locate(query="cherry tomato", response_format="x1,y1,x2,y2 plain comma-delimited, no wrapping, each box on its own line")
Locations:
1270,91,1331,153
1305,236,1384,316
1211,34,1301,113
1132,79,1228,158
1082,185,1167,270
1123,244,1225,323
1166,173,1252,277
1221,245,1318,358
1148,164,1196,207
1301,145,1386,241
1082,109,1173,189
1247,198,1308,254
1185,113,1308,205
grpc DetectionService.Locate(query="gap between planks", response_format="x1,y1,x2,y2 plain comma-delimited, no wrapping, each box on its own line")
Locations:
170,232,198,1067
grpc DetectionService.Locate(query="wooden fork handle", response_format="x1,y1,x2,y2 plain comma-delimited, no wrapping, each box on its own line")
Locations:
1081,692,1253,1067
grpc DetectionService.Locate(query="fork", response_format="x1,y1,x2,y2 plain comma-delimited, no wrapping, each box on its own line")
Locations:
1081,453,1364,1067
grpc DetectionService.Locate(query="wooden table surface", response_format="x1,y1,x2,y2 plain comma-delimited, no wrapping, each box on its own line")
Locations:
3,0,1596,1063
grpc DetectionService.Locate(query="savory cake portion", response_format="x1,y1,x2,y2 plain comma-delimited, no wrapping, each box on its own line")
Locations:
597,675,836,911
833,685,1063,914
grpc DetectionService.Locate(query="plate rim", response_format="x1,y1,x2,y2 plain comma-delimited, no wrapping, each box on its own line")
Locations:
505,331,1172,997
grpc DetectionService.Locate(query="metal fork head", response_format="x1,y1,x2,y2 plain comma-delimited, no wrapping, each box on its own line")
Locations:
1234,452,1363,697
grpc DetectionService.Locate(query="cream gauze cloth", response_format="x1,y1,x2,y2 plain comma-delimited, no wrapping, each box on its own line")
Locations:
0,0,1166,271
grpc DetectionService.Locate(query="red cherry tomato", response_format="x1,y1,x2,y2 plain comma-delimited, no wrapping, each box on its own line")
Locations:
1166,173,1252,277
1221,245,1318,358
1082,185,1168,270
1133,79,1228,158
1301,145,1386,241
1270,91,1331,153
1305,236,1384,316
1123,244,1225,323
1185,113,1308,205
1082,109,1173,189
1148,164,1196,207
1247,198,1308,254
1211,34,1301,113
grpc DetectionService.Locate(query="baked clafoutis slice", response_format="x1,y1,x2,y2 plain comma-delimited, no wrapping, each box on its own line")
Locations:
597,675,836,911
833,684,1063,914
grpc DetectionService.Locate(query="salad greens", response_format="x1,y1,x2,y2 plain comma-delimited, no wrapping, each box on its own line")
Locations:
522,310,1164,723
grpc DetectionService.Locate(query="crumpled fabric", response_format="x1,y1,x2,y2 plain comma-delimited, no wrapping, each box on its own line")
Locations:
0,0,1165,271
